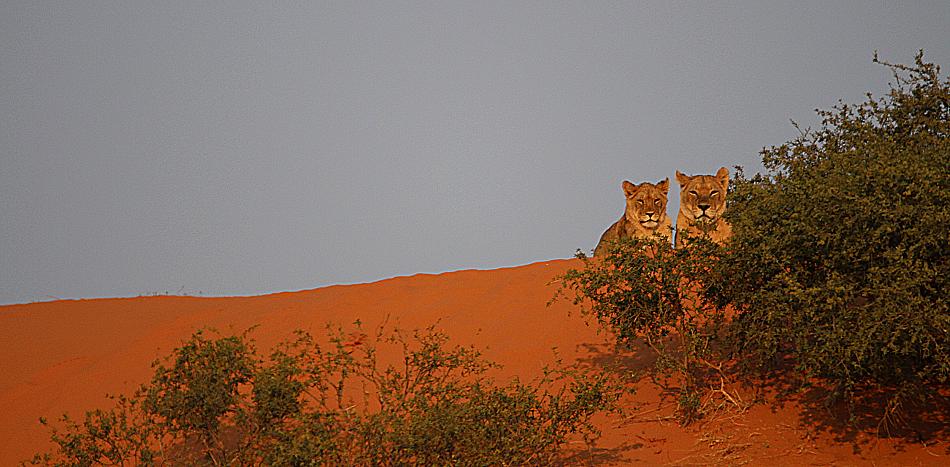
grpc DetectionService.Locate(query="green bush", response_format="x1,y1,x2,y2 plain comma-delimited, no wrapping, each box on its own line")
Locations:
556,235,733,424
143,330,257,463
712,52,949,420
32,396,160,467
29,323,622,466
559,53,948,430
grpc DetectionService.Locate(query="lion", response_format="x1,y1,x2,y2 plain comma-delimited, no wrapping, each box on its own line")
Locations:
674,167,732,247
593,178,672,256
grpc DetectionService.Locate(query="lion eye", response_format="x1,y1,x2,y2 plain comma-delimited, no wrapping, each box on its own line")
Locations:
710,190,720,196
636,200,643,204
689,191,698,197
654,200,660,205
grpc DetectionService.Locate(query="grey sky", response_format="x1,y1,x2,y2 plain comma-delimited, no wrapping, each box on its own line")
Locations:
2,1,948,305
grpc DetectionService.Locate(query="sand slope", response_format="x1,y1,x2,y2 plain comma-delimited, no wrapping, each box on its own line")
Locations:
1,259,947,465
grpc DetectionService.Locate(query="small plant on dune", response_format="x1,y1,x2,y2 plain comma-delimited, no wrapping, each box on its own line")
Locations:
31,395,160,466
30,329,260,466
555,235,739,424
142,329,257,464
29,322,622,466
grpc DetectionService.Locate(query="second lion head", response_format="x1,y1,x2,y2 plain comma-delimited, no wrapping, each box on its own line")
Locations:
674,167,732,246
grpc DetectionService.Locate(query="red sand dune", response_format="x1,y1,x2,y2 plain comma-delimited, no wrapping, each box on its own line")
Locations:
1,259,947,465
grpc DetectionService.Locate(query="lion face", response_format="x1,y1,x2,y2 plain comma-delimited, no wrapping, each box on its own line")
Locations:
675,167,729,223
622,178,670,230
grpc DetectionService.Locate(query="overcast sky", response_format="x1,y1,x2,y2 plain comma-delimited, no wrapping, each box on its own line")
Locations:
2,1,948,305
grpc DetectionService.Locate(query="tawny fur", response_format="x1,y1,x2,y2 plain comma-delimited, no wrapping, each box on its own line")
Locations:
674,167,732,247
594,179,672,256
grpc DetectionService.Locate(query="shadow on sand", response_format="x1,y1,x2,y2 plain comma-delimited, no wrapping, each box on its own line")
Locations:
759,367,950,456
574,336,950,458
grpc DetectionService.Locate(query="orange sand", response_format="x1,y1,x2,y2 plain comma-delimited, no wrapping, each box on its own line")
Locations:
1,259,946,465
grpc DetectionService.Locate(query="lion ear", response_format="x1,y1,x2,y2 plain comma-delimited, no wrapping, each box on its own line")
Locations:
675,170,690,186
716,167,729,187
656,178,669,193
622,180,638,197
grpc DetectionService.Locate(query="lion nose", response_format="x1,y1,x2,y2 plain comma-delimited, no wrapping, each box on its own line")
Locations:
698,203,710,211
645,211,655,217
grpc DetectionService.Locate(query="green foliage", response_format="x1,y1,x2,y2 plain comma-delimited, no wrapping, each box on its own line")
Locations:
558,54,948,430
557,235,730,423
29,396,159,467
712,52,950,416
142,330,256,463
30,323,622,466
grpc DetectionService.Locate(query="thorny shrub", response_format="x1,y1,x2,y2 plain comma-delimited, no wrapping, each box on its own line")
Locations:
29,322,623,466
555,234,738,424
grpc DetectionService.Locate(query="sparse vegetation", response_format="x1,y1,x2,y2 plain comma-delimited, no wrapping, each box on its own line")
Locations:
556,234,739,424
29,323,622,466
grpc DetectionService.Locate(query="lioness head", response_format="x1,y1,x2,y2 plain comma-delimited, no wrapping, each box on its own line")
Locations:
622,178,670,231
675,167,729,223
